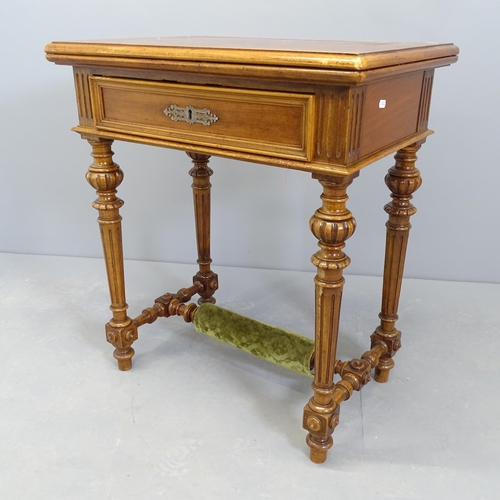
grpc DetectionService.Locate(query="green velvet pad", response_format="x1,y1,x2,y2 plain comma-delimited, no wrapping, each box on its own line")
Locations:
192,303,314,378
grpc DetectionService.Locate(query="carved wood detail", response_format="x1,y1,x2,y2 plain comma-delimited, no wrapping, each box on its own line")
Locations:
73,68,93,126
303,173,357,464
329,346,384,410
347,88,365,162
371,144,422,382
334,343,388,391
133,283,201,327
417,70,435,131
85,137,136,371
187,152,219,304
315,89,349,164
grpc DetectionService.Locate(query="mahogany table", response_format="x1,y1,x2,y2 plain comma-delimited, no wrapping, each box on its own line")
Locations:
45,37,458,464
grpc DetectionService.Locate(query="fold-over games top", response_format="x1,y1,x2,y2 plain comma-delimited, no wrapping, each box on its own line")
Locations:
45,37,459,83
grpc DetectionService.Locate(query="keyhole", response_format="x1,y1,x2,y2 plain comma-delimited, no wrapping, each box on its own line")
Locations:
185,106,196,124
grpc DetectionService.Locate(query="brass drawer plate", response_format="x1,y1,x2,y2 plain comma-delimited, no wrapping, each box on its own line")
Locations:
89,77,315,161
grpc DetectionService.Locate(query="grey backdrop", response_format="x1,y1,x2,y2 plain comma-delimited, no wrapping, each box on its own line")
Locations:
1,0,498,283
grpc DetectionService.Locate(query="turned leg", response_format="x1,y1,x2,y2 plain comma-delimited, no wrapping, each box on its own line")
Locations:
371,144,422,382
187,152,218,304
303,173,357,464
85,137,137,371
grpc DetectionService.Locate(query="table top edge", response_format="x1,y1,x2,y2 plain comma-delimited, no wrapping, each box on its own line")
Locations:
45,37,459,71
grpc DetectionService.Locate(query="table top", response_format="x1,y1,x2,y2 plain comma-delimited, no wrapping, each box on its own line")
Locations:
45,37,458,72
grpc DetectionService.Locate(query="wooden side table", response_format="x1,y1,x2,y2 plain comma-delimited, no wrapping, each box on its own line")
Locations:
45,37,458,463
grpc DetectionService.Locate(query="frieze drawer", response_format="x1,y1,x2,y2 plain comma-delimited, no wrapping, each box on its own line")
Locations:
89,76,315,161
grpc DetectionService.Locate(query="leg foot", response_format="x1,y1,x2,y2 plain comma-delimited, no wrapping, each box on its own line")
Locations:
114,348,135,371
310,450,327,464
307,437,332,464
373,355,395,383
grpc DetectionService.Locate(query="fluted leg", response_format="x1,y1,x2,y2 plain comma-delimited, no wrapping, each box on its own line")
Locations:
187,152,218,304
303,173,357,463
371,145,422,382
86,138,137,371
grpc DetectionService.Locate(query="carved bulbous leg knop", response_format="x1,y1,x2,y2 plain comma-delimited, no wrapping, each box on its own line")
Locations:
187,152,218,305
372,144,422,382
85,137,137,371
303,173,357,463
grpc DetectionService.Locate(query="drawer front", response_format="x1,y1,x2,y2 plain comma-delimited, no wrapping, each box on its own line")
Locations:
89,77,315,161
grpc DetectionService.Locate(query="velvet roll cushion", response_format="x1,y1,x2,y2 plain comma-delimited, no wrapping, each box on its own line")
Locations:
192,303,314,377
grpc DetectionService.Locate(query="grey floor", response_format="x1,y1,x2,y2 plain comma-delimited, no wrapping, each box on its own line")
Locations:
1,253,499,499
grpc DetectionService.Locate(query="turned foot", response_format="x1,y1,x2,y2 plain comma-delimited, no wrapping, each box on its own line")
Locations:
113,347,135,371
105,320,138,371
307,435,332,464
374,355,395,383
310,450,328,464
